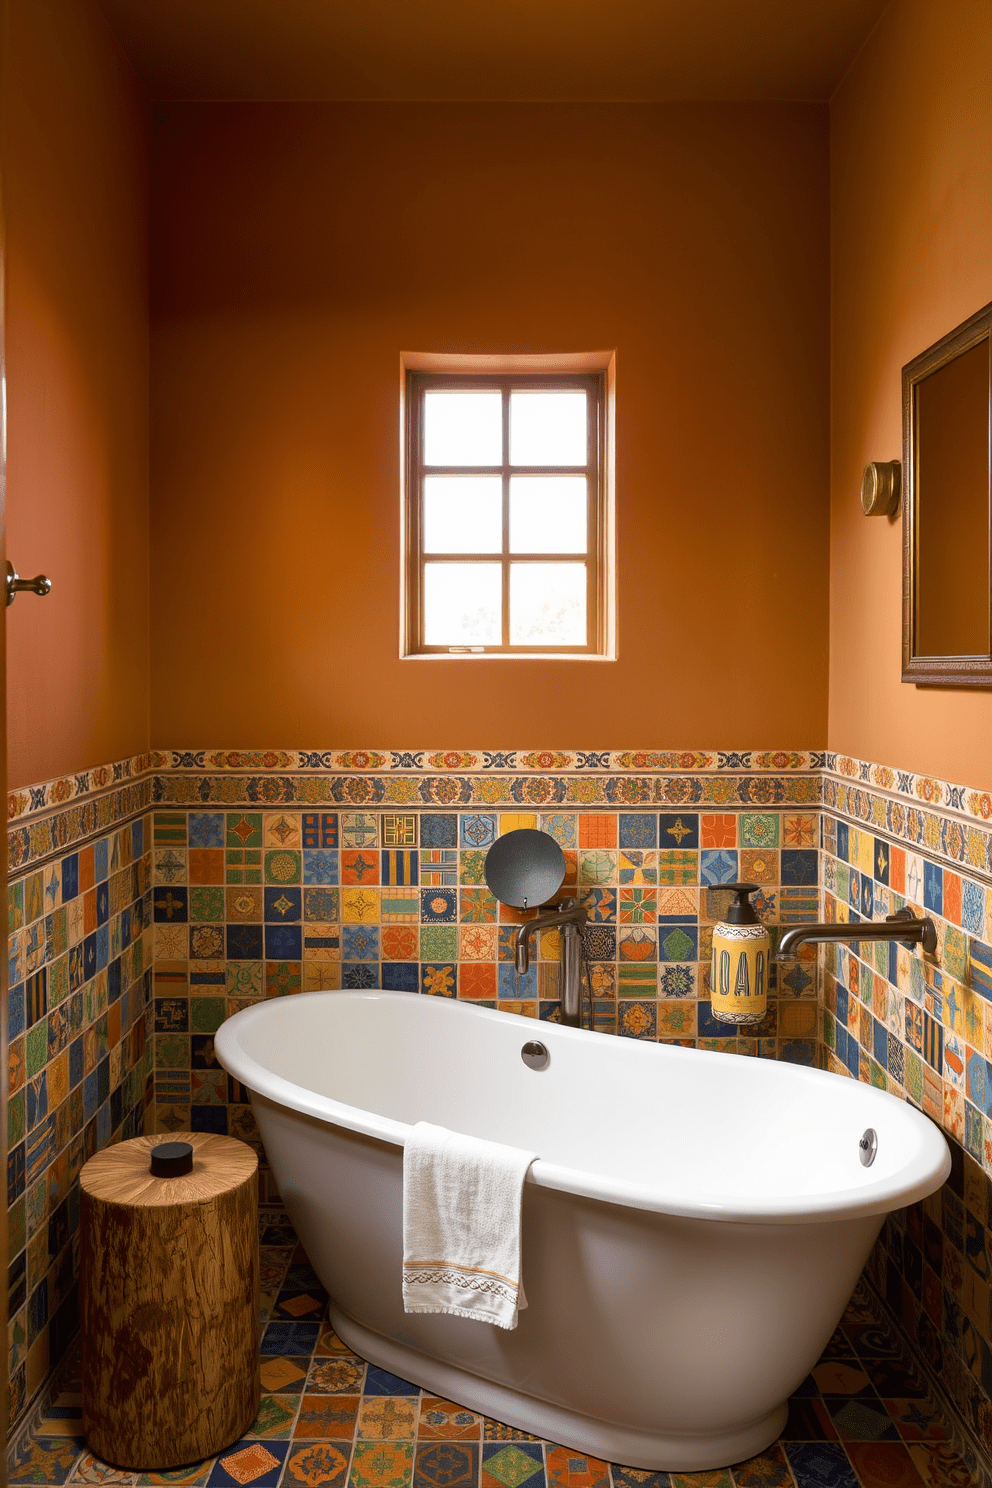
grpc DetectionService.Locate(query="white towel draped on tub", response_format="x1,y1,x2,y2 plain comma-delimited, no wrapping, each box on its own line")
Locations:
402,1121,538,1330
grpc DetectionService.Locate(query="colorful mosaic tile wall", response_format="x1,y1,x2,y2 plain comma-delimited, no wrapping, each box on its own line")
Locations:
820,756,992,1459
11,744,992,1475
146,769,824,1148
5,761,154,1433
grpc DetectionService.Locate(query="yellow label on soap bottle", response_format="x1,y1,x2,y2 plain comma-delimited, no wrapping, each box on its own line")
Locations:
711,920,770,1024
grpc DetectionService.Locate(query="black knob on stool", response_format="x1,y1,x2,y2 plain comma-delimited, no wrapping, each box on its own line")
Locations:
150,1141,194,1177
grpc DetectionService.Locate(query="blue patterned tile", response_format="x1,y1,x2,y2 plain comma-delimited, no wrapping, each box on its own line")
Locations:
962,880,985,936
421,814,458,848
459,814,497,849
302,849,339,884
264,887,301,922
498,964,537,999
785,1442,858,1487
382,962,419,992
189,813,224,848
261,1320,322,1356
264,925,302,959
153,887,188,922
618,814,658,849
302,812,338,848
872,837,891,885
781,850,818,886
421,889,457,922
365,1366,421,1395
227,924,263,960
923,860,943,914
415,1441,479,1488
342,925,380,962
658,813,698,849
701,849,738,885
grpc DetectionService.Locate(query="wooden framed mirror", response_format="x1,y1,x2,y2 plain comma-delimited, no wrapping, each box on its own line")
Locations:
902,303,992,685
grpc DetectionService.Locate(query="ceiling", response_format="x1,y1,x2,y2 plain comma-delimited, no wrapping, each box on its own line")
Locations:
96,0,889,103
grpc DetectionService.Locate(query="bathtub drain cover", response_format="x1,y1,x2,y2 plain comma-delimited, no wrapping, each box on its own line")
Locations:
859,1128,878,1167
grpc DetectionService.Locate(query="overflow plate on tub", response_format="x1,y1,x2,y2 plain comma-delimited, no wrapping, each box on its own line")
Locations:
859,1128,878,1167
521,1041,549,1071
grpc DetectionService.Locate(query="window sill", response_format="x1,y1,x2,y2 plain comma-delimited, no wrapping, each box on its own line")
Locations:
400,650,617,662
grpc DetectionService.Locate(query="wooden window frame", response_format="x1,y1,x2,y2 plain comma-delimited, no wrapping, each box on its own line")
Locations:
401,358,615,659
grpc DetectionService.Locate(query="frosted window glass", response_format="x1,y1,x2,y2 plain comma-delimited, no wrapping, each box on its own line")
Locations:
425,392,502,466
424,477,502,553
424,564,502,645
510,477,587,553
510,392,587,466
510,564,586,646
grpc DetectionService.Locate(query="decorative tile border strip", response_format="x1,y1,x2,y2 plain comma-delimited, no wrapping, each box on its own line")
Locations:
13,745,992,880
828,753,992,828
156,748,825,774
823,775,992,884
6,751,822,877
7,752,152,823
151,772,822,809
7,780,153,876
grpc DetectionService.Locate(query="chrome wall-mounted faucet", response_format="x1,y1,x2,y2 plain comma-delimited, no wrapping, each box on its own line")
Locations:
515,897,588,1028
777,907,937,958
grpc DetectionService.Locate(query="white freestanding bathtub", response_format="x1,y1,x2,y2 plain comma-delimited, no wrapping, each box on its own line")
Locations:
215,991,950,1471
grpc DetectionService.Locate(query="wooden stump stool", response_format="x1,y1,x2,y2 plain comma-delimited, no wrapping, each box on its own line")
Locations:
80,1132,260,1470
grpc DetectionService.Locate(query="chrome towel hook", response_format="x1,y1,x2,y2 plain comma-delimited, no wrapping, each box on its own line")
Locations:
6,561,52,607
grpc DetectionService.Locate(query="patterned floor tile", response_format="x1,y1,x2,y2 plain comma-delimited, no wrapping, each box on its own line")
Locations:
810,1365,874,1398
296,1395,362,1439
904,1441,981,1485
364,1369,421,1398
781,1401,838,1441
9,1434,82,1483
729,1442,794,1486
134,1465,213,1487
7,1210,966,1488
859,1364,926,1400
259,1357,311,1394
206,1439,289,1486
413,1442,480,1488
879,1399,949,1441
481,1443,545,1488
668,1471,732,1488
283,1441,352,1488
784,1442,859,1487
843,1443,926,1488
418,1400,483,1442
821,1400,898,1442
482,1425,541,1444
358,1398,420,1440
307,1356,368,1394
349,1440,416,1488
68,1452,139,1483
609,1471,672,1488
545,1449,608,1488
244,1394,300,1439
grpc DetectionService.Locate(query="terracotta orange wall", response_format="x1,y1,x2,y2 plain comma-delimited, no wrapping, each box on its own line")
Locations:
829,0,992,788
150,102,830,750
2,0,150,790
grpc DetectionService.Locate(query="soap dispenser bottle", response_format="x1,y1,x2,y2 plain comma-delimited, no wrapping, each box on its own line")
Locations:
711,882,770,1024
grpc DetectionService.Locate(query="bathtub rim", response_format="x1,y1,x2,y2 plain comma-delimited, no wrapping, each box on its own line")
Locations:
215,989,951,1226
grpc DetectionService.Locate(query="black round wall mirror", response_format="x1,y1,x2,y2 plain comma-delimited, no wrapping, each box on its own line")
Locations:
484,828,566,910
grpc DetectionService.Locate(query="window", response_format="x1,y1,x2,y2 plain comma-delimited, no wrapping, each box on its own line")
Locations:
402,360,614,658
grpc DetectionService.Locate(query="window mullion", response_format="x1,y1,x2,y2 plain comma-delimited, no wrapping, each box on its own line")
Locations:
502,385,510,650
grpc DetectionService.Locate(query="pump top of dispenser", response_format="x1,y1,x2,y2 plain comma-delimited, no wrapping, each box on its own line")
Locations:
719,883,761,925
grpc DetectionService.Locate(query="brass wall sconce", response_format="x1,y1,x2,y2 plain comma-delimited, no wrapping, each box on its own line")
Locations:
861,460,901,516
